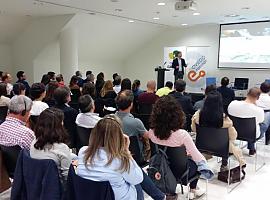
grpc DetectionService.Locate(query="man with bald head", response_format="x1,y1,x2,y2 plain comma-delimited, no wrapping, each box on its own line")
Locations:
138,80,159,106
228,87,264,156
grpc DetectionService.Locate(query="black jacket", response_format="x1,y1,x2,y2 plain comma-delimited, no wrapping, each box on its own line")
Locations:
170,92,194,115
172,58,187,75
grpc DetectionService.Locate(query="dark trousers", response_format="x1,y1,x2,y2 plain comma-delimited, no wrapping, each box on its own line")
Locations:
179,159,199,189
174,71,184,81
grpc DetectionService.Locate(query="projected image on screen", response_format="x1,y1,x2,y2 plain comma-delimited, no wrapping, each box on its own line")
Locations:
219,21,270,69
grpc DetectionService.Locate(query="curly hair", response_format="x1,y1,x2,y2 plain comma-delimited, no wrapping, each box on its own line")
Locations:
150,95,185,140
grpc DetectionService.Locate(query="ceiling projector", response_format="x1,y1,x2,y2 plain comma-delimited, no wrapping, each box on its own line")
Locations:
175,0,197,11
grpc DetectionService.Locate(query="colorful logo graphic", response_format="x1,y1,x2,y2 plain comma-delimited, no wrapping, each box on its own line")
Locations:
187,55,207,82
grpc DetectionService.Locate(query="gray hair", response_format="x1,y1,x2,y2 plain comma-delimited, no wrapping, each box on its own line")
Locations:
86,74,95,82
9,95,32,114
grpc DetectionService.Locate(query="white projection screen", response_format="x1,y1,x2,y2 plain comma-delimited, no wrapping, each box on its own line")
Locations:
218,21,270,69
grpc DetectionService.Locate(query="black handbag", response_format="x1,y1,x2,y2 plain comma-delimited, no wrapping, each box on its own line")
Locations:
217,166,246,184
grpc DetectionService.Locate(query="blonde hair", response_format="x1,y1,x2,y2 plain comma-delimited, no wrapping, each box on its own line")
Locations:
100,80,114,97
84,115,132,172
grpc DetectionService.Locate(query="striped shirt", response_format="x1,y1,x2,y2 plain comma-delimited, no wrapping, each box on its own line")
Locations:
0,117,35,150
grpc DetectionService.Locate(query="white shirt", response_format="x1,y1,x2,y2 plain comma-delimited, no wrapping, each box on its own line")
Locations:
6,83,13,96
228,100,264,138
177,58,182,71
30,101,49,116
0,96,10,107
75,112,101,128
256,93,270,110
113,85,121,94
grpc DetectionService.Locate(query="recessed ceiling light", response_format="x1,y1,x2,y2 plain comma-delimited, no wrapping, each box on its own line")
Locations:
181,23,188,26
111,0,119,2
153,17,160,20
241,7,250,10
157,2,166,6
115,8,122,12
193,12,200,16
225,14,240,18
128,20,134,23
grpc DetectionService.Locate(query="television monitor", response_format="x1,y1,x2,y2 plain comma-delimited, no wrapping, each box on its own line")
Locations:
234,78,249,90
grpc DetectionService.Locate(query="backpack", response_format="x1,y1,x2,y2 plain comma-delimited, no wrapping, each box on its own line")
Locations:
147,145,177,194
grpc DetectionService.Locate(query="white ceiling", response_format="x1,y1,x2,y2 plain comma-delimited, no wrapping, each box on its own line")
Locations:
0,0,270,27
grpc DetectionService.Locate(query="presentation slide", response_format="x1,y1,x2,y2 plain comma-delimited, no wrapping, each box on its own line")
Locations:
219,21,270,69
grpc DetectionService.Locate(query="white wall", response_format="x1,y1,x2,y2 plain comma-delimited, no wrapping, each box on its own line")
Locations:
0,44,12,73
124,24,270,90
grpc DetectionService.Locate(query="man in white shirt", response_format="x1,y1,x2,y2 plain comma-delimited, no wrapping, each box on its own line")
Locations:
2,73,13,96
113,75,121,94
228,87,264,156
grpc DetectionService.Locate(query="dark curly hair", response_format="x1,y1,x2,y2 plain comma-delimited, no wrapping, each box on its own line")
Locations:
150,95,185,140
34,108,68,150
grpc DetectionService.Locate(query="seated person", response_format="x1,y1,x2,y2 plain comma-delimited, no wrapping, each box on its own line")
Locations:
0,95,34,150
77,115,165,200
113,75,122,94
193,85,216,111
228,87,264,156
192,91,246,171
30,108,76,187
11,83,26,96
76,95,101,128
0,83,10,107
217,77,235,114
147,95,206,200
100,80,117,108
156,81,173,97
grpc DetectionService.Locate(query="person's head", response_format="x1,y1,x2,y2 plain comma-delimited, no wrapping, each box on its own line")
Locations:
96,72,104,81
41,74,50,86
75,71,82,78
205,84,217,96
30,83,46,101
2,73,12,84
260,81,270,94
177,51,182,58
9,95,32,122
121,78,132,91
86,71,92,77
246,87,261,103
34,108,68,150
12,83,26,96
82,82,96,98
101,80,114,97
174,79,186,92
16,71,26,81
132,79,140,92
54,86,70,105
0,83,7,97
199,91,224,128
115,90,134,111
113,73,119,80
150,95,185,140
221,77,230,87
69,75,78,87
86,74,95,83
44,81,59,101
56,74,64,82
84,114,131,172
114,75,122,86
78,95,95,113
146,80,156,92
47,71,56,80
165,81,173,90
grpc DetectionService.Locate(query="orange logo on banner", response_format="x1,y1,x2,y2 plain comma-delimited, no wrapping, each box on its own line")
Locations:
188,70,206,82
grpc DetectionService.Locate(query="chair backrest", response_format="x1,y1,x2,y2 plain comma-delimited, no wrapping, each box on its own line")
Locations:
129,136,144,165
229,116,256,142
0,106,8,123
76,126,92,150
195,125,230,158
0,145,21,178
67,165,115,200
138,103,153,114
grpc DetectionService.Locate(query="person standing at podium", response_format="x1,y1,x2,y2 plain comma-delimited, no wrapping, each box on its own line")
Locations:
172,51,187,81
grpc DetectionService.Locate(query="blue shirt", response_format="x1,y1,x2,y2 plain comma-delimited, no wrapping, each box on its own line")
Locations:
77,147,143,200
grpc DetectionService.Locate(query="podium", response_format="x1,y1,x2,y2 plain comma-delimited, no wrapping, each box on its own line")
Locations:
155,67,169,89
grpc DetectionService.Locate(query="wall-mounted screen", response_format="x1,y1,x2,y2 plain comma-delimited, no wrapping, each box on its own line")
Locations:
218,21,270,69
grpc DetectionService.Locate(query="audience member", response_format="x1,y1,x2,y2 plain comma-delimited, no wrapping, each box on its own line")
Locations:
120,78,132,92
83,70,92,84
30,108,75,187
113,75,122,94
77,115,165,200
0,95,34,150
69,75,80,90
2,73,13,96
100,80,117,108
112,73,119,86
76,95,101,128
85,73,95,84
82,82,96,99
228,87,264,156
56,74,65,87
148,95,206,199
193,85,217,111
0,83,10,107
0,71,3,82
138,80,159,106
217,77,235,114
95,72,105,97
16,71,30,96
47,71,56,81
40,74,50,87
75,70,84,87
132,79,144,98
192,91,246,171
156,81,173,97
12,83,26,96
43,81,59,107
54,86,78,148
